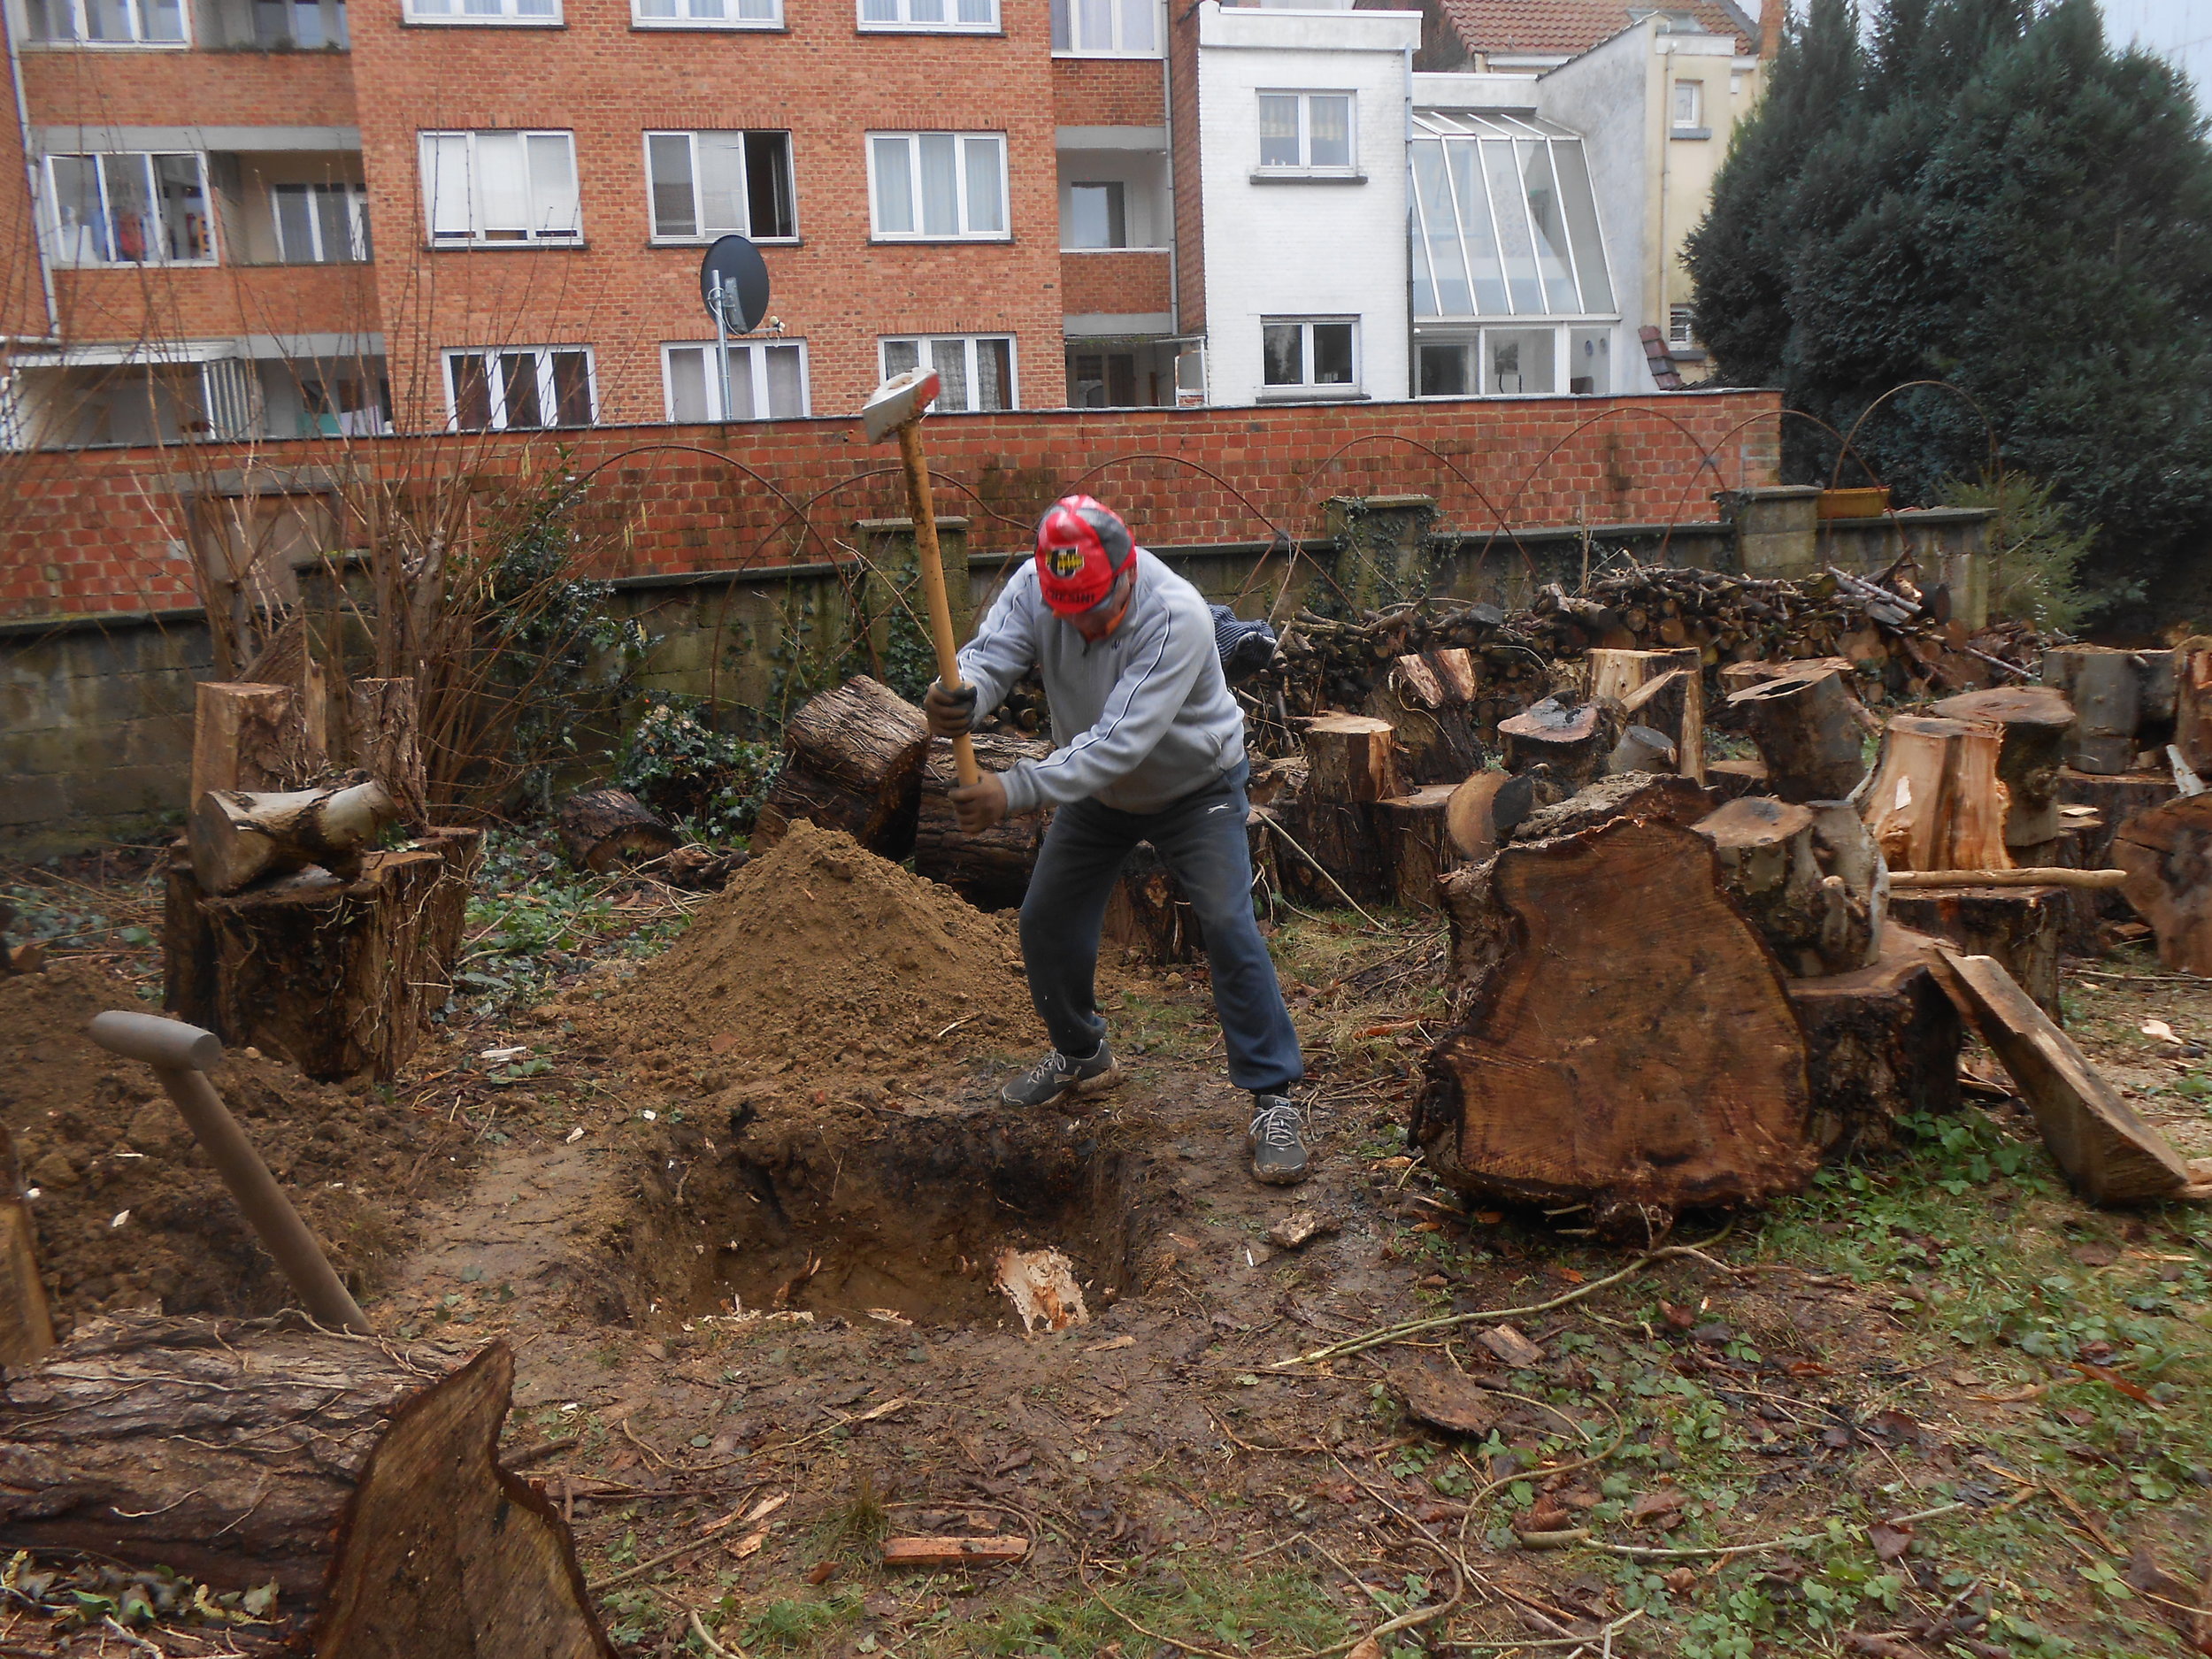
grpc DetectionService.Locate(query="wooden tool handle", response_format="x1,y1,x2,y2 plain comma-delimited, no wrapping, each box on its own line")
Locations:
896,421,981,789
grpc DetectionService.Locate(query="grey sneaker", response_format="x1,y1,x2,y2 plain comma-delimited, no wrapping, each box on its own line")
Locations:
1248,1094,1310,1185
1000,1041,1123,1108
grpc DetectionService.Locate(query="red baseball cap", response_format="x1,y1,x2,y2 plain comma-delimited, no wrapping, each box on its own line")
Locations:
1034,495,1135,616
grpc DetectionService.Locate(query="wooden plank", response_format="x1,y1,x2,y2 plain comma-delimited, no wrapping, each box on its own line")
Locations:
881,1536,1030,1569
1928,950,2190,1204
0,1172,55,1370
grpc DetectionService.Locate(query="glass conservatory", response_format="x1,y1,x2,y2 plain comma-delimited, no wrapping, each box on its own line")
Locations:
1406,110,1619,397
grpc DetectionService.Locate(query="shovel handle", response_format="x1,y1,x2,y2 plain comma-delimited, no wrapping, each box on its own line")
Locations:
896,421,981,789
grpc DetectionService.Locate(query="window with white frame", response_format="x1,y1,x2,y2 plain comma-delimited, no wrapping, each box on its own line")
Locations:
879,335,1014,413
1064,181,1125,249
1049,0,1156,55
1669,303,1696,348
273,182,371,263
857,0,993,28
1256,91,1353,172
420,132,580,244
1261,319,1356,393
406,0,556,25
445,347,594,430
24,0,185,43
868,134,1006,240
1671,79,1703,131
664,341,808,422
645,132,795,241
635,0,774,22
250,0,348,46
43,153,212,265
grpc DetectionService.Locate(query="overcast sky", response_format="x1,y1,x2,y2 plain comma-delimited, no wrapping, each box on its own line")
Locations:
2100,0,2210,93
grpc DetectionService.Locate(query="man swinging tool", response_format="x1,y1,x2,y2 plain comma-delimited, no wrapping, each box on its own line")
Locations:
925,495,1310,1185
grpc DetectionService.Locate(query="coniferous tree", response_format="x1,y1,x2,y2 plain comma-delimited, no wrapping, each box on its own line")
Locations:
1686,0,2212,611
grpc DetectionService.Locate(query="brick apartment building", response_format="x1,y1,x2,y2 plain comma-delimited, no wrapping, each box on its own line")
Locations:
0,0,1766,444
0,0,1178,441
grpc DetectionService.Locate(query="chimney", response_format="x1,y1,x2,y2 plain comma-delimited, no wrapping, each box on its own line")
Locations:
1759,0,1783,58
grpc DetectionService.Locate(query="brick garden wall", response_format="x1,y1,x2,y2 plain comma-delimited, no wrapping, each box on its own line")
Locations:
2,385,1783,621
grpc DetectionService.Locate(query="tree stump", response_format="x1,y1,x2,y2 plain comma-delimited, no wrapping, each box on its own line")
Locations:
1591,648,1704,782
1863,716,2011,872
1889,885,2066,1019
0,1126,53,1370
0,1314,611,1655
1932,687,2076,849
1273,799,1391,907
1705,758,1770,801
1497,696,1617,786
1695,796,1883,976
914,733,1055,911
2115,794,2212,975
2042,646,2146,774
1376,785,1460,910
1509,772,1712,845
1725,664,1870,803
1364,650,1484,786
752,677,931,859
1931,952,2191,1203
1419,817,1816,1237
348,677,429,831
1786,926,1962,1156
1303,713,1402,803
192,682,319,801
2175,638,2212,778
556,788,680,874
1101,842,1199,964
174,830,483,1081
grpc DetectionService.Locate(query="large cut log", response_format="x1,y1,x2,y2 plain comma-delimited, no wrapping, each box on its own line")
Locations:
752,676,931,858
1694,796,1884,975
1930,951,2191,1203
915,733,1055,911
190,781,400,896
1725,664,1870,803
176,830,482,1080
1863,716,2011,872
557,787,680,874
1889,885,2065,1019
2041,646,2146,774
1590,648,1704,782
1932,687,2076,849
1496,696,1617,785
1444,768,1567,862
1303,713,1402,803
348,676,429,830
0,1125,53,1370
2175,637,2212,777
1101,841,1200,964
2115,793,2212,975
0,1314,611,1655
1365,651,1484,786
1787,926,1962,1157
1375,784,1460,910
1704,757,1770,801
1273,798,1391,907
192,681,319,800
1417,817,1816,1238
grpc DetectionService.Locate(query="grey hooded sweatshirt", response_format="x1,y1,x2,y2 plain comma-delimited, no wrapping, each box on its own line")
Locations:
956,548,1247,817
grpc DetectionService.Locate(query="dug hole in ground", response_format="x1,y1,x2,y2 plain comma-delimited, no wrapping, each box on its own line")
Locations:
9,815,2212,1657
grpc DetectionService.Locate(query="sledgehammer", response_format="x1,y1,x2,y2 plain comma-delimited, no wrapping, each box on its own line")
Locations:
860,368,979,788
88,1010,373,1333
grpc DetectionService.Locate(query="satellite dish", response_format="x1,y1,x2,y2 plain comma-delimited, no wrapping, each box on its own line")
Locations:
699,234,771,334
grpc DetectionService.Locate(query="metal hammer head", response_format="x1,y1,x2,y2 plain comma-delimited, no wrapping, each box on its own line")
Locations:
861,367,941,443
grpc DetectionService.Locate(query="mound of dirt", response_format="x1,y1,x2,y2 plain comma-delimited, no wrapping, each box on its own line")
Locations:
591,820,1027,1086
0,962,456,1327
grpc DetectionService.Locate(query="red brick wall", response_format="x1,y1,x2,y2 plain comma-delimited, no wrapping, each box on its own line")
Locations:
2,387,1783,619
18,45,357,127
51,263,378,344
0,58,48,339
348,0,1069,431
1168,3,1202,336
1060,250,1171,316
1049,58,1165,127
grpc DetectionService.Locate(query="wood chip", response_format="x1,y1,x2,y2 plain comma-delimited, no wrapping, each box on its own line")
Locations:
1393,1365,1502,1437
881,1535,1030,1569
1266,1210,1340,1249
1477,1324,1547,1368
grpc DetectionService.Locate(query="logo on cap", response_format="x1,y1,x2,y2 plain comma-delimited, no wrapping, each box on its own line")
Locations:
1048,544,1087,579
